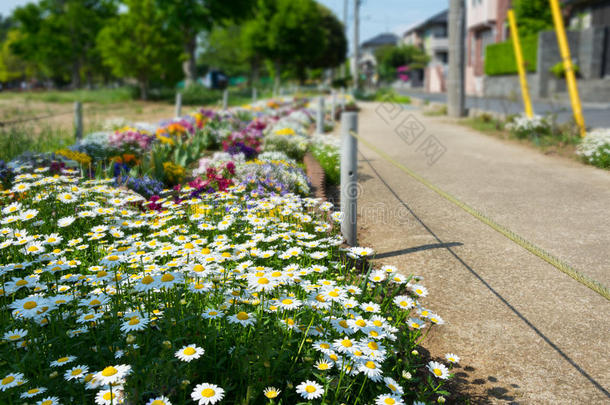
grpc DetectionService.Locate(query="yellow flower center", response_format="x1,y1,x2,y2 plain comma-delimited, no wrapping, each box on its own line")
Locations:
183,347,196,356
85,314,94,320
365,361,376,369
103,392,114,400
71,369,82,376
97,271,108,277
57,357,69,363
356,319,366,327
368,341,379,350
151,401,165,405
9,335,20,340
209,311,218,316
107,255,119,261
193,264,204,272
318,363,329,370
2,376,15,385
42,401,53,405
16,280,28,286
281,299,293,305
27,388,39,394
101,366,118,377
185,243,194,249
141,276,155,285
328,291,339,297
305,385,316,393
339,320,348,328
89,299,101,306
320,343,330,349
416,289,423,295
236,312,249,321
265,390,279,398
201,388,215,398
384,399,396,405
161,274,174,282
129,317,140,325
433,368,442,376
341,339,352,347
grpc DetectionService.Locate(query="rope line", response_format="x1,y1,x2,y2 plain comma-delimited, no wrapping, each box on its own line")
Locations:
350,130,610,301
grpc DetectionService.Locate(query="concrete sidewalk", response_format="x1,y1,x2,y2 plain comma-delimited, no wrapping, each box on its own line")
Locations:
343,102,610,403
396,89,610,128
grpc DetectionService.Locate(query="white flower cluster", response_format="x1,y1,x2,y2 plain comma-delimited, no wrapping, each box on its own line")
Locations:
577,128,610,161
505,114,548,132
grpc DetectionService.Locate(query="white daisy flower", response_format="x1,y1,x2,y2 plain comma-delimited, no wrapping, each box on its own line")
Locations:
427,361,450,379
20,386,47,398
146,396,172,405
445,353,460,364
93,364,132,386
190,383,225,405
65,365,89,381
295,380,324,400
175,344,204,362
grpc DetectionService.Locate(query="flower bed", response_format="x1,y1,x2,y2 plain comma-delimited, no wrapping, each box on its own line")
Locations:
577,128,610,169
0,97,457,405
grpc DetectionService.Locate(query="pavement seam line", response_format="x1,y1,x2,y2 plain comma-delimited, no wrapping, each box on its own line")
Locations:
350,130,610,301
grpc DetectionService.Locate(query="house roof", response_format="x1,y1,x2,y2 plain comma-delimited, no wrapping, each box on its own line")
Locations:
403,9,448,36
360,33,399,48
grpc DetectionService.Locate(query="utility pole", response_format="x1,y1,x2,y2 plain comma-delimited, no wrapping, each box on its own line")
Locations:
343,0,348,78
448,0,466,117
352,0,360,92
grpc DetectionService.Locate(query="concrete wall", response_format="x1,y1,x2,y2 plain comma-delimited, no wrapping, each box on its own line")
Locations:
483,73,538,99
482,27,610,101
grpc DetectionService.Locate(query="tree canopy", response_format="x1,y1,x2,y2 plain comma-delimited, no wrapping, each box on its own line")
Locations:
97,0,182,99
512,0,554,37
0,0,348,97
375,45,430,81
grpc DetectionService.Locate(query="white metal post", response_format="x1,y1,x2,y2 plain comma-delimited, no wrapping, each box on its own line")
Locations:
316,96,325,134
74,101,83,140
222,89,229,110
175,92,182,117
331,90,337,122
341,112,358,246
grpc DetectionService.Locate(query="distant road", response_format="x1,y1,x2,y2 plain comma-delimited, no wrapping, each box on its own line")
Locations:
396,89,610,128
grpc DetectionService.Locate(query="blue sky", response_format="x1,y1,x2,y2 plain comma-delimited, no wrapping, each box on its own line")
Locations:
1,0,448,52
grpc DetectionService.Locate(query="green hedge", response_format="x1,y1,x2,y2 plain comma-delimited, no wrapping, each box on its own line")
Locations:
484,35,538,76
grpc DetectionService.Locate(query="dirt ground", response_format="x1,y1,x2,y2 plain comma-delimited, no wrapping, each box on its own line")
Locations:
329,102,610,404
0,97,178,134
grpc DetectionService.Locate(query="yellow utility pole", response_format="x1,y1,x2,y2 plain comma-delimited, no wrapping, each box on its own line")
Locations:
507,10,534,118
549,0,587,137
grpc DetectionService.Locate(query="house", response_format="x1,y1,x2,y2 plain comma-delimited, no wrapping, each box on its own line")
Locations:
465,0,511,96
358,33,399,85
402,10,449,92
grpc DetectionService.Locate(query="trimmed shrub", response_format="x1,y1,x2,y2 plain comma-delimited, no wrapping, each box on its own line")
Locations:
485,35,538,76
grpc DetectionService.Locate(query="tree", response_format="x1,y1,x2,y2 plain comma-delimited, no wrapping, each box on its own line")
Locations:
0,29,33,82
198,25,251,77
309,4,347,71
11,0,117,87
156,0,253,86
513,0,553,37
375,45,430,82
97,0,181,99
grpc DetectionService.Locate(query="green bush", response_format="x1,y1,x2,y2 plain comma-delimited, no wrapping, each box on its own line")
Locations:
550,62,580,78
485,35,538,76
311,143,340,184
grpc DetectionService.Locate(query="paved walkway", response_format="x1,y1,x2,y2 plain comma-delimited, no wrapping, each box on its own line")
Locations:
396,89,610,127
338,102,610,403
